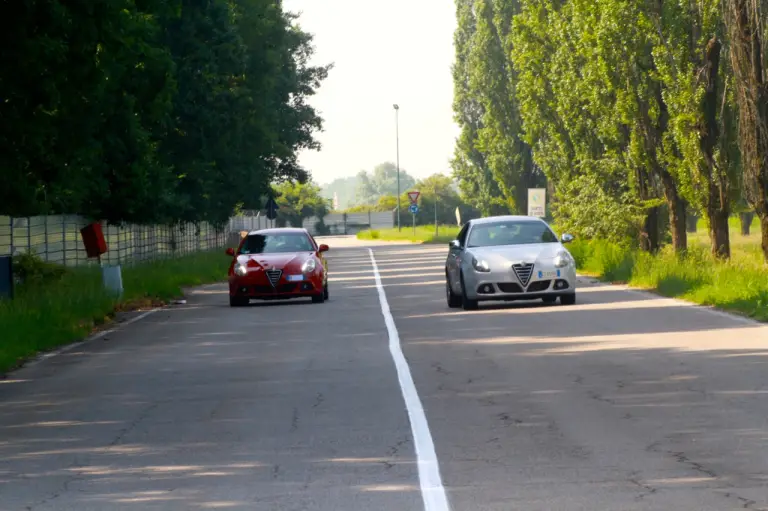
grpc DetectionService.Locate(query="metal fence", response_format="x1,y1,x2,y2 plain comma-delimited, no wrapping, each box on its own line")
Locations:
229,211,395,236
0,211,396,267
0,215,228,267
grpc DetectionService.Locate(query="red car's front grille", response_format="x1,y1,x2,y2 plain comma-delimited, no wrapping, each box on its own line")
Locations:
265,269,282,287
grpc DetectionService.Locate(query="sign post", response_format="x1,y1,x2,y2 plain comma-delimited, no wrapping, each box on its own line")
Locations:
265,197,279,228
527,188,546,218
407,191,420,236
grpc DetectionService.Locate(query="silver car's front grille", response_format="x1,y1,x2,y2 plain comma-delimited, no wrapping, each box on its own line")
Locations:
512,263,534,287
266,269,282,288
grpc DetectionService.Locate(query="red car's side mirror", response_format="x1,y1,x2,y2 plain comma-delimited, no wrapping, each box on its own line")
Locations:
318,244,329,253
226,248,235,257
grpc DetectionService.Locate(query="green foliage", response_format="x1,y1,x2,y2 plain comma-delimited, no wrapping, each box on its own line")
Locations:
0,0,329,226
321,176,359,210
12,252,68,286
354,163,417,206
274,180,330,228
451,0,764,259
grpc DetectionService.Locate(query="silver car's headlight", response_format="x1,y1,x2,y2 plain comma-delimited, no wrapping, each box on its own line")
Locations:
554,251,572,268
472,257,490,272
302,258,317,273
234,262,247,276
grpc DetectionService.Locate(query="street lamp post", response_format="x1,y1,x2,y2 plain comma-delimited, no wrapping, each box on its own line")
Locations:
393,104,401,231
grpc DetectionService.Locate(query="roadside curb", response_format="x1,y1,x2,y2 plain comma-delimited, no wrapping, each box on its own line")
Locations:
576,273,762,327
6,308,163,375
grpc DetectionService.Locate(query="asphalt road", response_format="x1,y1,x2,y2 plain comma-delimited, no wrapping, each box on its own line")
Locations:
2,237,768,510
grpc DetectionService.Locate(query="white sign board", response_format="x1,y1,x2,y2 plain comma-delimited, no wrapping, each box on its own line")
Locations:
527,188,546,217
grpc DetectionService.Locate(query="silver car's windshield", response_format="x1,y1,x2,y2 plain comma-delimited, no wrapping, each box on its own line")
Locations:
467,220,558,247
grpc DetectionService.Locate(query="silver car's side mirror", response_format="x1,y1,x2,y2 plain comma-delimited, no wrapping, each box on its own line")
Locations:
449,240,461,250
561,233,575,244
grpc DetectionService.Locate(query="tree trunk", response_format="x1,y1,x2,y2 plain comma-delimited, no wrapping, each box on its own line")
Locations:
740,211,754,235
762,215,768,261
708,207,731,259
640,207,661,253
700,36,731,259
686,213,698,232
661,171,687,252
724,0,768,262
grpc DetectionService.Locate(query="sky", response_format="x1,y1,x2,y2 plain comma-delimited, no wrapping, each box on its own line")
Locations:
282,0,459,185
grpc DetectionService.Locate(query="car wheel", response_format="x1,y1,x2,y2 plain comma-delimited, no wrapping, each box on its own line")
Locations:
560,292,576,305
312,292,325,304
460,273,479,311
446,277,462,308
323,283,329,300
542,296,557,304
229,295,248,307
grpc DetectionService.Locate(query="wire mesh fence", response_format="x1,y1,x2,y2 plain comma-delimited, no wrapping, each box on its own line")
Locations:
0,215,229,267
229,211,395,236
0,211,396,267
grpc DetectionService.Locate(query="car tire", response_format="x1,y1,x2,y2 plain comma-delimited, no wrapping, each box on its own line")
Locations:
542,296,557,304
460,274,479,311
446,277,462,308
229,295,248,307
323,283,329,301
560,292,576,305
312,292,325,304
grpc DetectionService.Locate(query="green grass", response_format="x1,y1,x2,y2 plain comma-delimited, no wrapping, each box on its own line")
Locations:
360,216,767,321
0,250,228,374
570,218,767,321
357,224,460,244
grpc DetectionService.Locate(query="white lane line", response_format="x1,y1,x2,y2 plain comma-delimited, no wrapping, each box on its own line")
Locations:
368,248,450,511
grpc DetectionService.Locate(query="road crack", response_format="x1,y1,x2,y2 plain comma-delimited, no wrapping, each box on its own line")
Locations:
110,402,159,446
387,436,410,457
628,473,658,501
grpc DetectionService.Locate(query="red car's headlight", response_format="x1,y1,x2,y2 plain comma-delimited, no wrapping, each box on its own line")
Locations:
301,258,317,273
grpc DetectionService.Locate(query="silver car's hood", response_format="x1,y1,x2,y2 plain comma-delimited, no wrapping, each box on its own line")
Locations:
468,243,564,265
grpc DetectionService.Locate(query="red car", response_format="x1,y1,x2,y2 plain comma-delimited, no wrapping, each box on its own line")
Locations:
225,227,329,307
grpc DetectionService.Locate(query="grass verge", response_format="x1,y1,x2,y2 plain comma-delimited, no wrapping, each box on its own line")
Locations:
359,218,767,321
0,250,228,374
570,238,768,321
357,225,460,244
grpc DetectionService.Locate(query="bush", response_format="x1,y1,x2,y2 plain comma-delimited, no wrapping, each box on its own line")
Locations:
12,252,68,285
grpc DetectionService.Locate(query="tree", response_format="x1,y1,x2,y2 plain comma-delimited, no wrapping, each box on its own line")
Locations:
451,0,544,216
0,0,330,227
354,162,416,205
724,0,768,260
274,181,330,228
409,174,465,225
321,176,359,210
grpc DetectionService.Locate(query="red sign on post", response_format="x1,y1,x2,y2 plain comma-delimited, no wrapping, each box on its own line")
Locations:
407,191,420,204
80,222,108,259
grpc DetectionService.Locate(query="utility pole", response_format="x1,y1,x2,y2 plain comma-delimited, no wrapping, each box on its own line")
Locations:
434,192,438,237
394,104,401,231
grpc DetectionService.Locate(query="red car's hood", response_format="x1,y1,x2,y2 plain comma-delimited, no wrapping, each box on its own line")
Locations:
236,252,313,270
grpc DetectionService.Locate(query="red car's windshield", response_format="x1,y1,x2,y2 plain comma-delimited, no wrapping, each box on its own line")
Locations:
239,233,315,254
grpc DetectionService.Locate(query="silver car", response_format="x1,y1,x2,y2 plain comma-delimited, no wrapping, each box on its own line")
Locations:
445,215,577,310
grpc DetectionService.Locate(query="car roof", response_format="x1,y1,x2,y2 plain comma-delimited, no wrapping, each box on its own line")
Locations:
469,215,548,226
246,227,310,236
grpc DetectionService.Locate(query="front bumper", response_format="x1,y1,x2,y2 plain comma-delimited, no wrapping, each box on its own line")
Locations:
464,264,576,301
229,271,322,300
